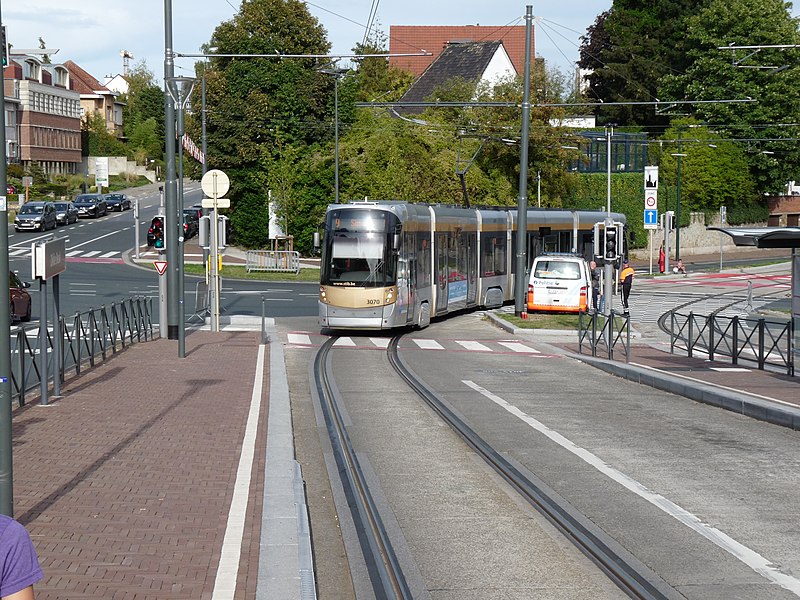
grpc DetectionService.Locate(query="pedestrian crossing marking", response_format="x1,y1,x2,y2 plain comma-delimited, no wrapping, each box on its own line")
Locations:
333,338,357,347
82,250,101,258
456,341,492,352
369,338,391,348
498,341,539,353
287,333,312,346
101,251,118,258
66,250,83,257
9,248,27,256
413,339,444,350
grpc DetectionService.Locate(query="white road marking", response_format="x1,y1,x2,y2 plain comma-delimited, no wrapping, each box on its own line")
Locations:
413,338,444,350
369,338,391,348
462,379,800,595
82,250,101,257
456,340,492,352
100,251,119,258
333,337,356,347
287,333,312,346
212,344,265,599
497,341,539,353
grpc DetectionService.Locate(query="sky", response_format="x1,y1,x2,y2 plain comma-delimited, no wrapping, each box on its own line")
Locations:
2,0,613,86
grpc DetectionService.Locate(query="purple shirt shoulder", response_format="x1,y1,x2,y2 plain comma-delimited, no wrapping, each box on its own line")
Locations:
0,515,43,596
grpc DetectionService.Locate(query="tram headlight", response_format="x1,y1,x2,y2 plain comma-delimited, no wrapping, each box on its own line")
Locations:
385,287,396,304
319,286,328,304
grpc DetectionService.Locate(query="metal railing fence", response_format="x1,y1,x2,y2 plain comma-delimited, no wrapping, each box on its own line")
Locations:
11,296,155,407
578,311,631,362
668,310,793,376
246,250,300,274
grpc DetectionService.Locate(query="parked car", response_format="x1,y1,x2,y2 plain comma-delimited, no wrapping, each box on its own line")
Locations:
105,193,131,211
14,201,57,232
73,193,108,218
182,208,199,239
53,201,79,225
7,184,16,195
9,271,32,323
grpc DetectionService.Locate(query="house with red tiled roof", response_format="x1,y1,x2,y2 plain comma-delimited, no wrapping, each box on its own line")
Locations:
64,60,125,139
388,24,529,77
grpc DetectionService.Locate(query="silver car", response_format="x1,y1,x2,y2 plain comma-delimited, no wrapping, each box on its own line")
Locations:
14,201,58,232
54,201,79,225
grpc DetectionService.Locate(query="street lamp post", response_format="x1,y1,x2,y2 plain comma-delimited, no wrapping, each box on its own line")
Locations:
671,150,688,262
166,76,196,359
320,67,348,203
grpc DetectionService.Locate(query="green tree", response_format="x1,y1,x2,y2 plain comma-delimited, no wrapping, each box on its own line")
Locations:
121,61,165,158
199,0,331,247
127,117,162,164
660,0,800,193
84,112,126,156
654,120,756,213
578,0,712,126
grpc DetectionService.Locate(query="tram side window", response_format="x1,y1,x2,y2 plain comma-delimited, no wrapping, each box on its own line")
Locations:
417,235,432,287
481,234,506,276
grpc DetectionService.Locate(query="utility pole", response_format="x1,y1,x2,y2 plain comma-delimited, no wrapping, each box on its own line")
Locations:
514,5,533,317
0,0,15,516
163,0,178,342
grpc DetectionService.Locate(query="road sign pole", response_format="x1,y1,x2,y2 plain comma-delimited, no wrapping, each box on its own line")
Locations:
200,169,230,333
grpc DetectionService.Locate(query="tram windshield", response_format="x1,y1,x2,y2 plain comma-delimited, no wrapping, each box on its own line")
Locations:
321,208,399,287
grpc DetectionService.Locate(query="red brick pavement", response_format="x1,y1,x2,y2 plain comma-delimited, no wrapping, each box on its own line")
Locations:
9,331,268,599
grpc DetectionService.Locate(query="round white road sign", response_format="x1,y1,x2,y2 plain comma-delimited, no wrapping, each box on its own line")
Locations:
201,169,230,199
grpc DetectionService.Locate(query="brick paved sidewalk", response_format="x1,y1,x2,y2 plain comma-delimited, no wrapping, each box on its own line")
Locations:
10,331,268,600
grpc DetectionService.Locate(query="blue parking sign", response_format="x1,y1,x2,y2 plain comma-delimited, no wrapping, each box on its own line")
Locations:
644,209,658,228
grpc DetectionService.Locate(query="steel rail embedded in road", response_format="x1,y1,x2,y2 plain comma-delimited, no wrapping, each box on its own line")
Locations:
387,335,675,600
313,337,413,600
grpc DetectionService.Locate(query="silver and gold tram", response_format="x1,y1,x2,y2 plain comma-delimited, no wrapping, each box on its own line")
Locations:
318,201,626,330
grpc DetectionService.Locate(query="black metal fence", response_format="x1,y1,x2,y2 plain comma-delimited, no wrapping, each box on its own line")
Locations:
668,311,794,376
577,311,632,361
11,296,155,407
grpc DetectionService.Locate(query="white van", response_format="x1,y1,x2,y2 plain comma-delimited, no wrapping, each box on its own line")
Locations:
527,254,590,313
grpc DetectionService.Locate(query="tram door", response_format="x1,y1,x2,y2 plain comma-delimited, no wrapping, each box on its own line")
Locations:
465,232,477,305
435,233,449,314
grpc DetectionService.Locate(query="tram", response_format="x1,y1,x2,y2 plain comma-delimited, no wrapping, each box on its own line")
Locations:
318,201,626,330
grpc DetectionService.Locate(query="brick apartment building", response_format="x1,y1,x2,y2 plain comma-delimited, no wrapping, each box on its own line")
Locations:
4,54,82,175
388,24,529,77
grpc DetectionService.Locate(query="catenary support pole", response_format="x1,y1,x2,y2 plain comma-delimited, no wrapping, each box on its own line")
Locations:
514,5,533,317
0,0,15,516
163,0,178,342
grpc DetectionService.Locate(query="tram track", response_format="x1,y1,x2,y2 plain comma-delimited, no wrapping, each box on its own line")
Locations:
314,332,676,600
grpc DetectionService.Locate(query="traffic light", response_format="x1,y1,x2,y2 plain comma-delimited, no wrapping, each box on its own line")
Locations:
1,26,7,68
605,225,618,261
148,215,166,250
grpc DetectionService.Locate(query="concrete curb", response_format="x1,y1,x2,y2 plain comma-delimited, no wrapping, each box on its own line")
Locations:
534,341,800,431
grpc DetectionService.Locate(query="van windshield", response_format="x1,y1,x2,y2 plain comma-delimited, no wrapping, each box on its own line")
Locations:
534,260,582,280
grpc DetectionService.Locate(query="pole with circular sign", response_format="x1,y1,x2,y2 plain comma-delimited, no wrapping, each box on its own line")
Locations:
201,169,230,332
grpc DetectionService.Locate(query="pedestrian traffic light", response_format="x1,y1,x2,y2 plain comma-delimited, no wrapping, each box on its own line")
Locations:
148,215,166,250
605,225,618,261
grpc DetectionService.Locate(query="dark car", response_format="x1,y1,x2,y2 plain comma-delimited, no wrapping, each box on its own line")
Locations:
53,201,79,225
73,193,108,218
105,193,131,211
182,208,200,239
9,271,32,323
14,201,57,232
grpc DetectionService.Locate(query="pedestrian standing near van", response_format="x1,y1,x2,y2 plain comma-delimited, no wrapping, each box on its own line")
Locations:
0,514,43,599
620,259,635,313
658,242,665,273
589,260,603,313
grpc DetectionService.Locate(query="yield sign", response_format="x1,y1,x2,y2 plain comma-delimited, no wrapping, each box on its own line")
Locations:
154,261,168,275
